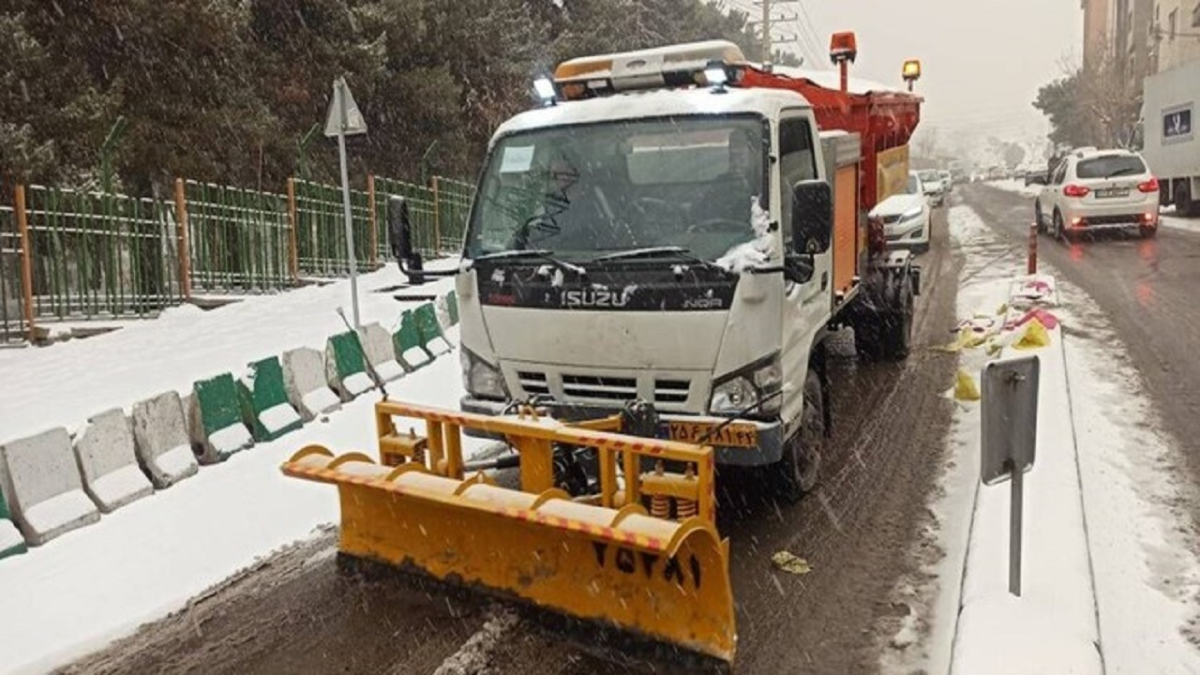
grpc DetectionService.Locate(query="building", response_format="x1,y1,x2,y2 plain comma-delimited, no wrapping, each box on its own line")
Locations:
1083,0,1111,70
1151,0,1200,72
1111,0,1154,77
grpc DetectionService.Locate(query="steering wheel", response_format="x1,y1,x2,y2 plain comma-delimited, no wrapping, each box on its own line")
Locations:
687,217,746,234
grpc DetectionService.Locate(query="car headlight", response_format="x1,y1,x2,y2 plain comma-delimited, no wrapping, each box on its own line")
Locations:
709,355,782,417
901,206,923,221
460,347,509,400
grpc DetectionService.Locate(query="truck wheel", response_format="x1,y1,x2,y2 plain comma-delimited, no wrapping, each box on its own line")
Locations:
1177,183,1200,218
853,318,885,362
776,372,824,503
1035,201,1046,233
882,275,915,361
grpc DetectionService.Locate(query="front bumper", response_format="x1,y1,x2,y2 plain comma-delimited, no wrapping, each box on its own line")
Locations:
460,396,785,466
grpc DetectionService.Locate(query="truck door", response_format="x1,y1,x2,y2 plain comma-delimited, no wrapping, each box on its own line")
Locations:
778,111,829,428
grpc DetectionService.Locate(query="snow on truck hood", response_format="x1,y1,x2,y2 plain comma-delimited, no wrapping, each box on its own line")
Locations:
870,193,925,218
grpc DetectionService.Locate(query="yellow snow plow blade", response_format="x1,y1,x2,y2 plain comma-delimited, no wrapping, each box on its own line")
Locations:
282,401,735,664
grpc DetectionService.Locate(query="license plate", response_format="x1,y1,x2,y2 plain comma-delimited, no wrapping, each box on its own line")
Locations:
662,421,759,448
1095,188,1129,199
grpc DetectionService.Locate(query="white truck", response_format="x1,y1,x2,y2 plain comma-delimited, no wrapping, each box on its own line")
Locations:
1142,59,1200,216
393,40,923,502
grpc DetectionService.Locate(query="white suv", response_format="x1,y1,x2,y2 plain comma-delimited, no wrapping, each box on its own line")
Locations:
1034,149,1160,240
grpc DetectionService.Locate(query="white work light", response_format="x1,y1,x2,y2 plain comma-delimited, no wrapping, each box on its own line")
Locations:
533,77,557,104
704,62,728,89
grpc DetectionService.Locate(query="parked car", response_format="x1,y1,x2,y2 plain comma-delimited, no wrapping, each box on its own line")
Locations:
871,171,932,252
917,169,946,206
1024,169,1048,186
939,169,953,192
1034,148,1160,240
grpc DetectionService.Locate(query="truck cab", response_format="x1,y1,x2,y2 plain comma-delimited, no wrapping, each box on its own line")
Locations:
436,41,920,499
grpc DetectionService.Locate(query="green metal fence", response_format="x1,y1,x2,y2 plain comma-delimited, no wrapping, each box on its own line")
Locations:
23,186,182,319
434,176,474,255
373,175,475,259
185,180,291,292
0,205,28,343
293,178,376,277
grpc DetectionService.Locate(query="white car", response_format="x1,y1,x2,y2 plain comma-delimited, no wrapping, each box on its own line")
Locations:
872,172,932,252
917,169,946,206
939,169,953,192
1034,148,1160,240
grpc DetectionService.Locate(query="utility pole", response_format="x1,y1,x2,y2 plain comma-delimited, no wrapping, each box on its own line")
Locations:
739,0,805,70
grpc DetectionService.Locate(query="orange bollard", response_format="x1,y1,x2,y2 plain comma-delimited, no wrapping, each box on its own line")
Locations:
1028,221,1038,275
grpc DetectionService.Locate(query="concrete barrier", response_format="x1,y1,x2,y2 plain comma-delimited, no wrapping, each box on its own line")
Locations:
0,428,100,546
325,331,375,400
415,302,452,356
0,485,27,559
190,373,254,464
238,357,303,441
394,310,433,371
73,409,154,513
358,323,405,384
131,391,200,489
282,347,342,422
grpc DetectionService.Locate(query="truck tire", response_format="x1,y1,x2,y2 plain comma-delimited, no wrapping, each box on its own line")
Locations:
1177,183,1200,218
881,275,915,361
1035,201,1047,234
775,371,824,503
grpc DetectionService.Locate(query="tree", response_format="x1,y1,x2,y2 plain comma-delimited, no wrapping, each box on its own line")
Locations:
1033,44,1142,151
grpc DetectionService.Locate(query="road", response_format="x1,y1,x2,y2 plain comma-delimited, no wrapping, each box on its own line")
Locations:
964,184,1200,483
62,212,963,675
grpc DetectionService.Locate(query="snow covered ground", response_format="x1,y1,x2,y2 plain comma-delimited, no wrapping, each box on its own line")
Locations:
885,205,1200,673
0,261,488,675
0,261,455,446
985,178,1041,198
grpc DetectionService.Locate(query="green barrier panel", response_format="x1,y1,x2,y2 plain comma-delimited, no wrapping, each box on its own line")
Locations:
0,484,27,559
414,303,449,353
329,332,368,381
394,310,433,369
238,357,303,441
446,290,459,326
194,373,253,462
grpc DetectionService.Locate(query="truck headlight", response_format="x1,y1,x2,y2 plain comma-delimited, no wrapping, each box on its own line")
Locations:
461,347,509,400
708,355,782,417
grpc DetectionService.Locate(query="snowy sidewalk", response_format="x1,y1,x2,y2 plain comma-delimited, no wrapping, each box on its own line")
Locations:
0,337,471,675
0,263,455,447
893,205,1200,675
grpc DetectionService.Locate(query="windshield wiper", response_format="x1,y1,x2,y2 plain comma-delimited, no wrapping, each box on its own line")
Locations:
471,249,585,276
1104,167,1141,179
590,246,725,271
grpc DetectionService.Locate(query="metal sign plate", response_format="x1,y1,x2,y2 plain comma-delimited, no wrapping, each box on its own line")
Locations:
324,76,367,138
981,355,1040,485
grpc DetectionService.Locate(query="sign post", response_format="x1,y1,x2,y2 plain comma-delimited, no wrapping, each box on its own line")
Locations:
325,76,368,328
980,355,1040,597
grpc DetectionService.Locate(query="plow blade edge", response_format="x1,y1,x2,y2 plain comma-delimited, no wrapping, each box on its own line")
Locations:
283,446,735,663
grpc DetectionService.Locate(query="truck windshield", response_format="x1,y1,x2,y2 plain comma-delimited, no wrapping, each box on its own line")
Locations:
464,116,766,262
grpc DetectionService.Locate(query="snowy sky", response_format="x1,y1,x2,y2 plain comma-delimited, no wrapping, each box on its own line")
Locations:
782,0,1083,143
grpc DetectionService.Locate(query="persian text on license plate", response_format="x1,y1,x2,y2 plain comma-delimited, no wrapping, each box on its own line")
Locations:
1096,188,1129,198
665,421,759,448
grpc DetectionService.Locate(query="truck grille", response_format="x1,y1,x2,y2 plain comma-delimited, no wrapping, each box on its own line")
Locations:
513,371,694,408
562,375,638,401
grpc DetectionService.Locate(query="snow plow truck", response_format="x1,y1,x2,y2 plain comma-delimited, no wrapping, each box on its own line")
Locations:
283,35,923,667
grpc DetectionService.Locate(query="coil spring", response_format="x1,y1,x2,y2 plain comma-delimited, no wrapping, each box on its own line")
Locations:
649,460,671,519
676,463,698,521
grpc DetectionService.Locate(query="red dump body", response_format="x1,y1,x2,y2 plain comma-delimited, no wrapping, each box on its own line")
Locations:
738,66,923,215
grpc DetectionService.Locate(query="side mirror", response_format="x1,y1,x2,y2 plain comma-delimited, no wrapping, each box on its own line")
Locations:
388,195,425,283
784,252,815,284
791,179,832,254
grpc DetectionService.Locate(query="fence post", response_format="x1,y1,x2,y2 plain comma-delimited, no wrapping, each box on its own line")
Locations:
431,175,441,255
14,185,36,342
174,178,192,300
287,177,299,283
368,174,378,268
